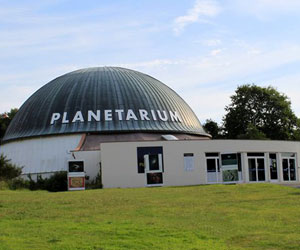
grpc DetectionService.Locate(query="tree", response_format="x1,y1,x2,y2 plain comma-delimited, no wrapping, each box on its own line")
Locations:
203,119,222,139
0,108,18,140
236,123,268,140
223,84,299,140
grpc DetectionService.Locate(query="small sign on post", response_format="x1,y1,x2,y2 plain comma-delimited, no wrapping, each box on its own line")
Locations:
68,161,85,191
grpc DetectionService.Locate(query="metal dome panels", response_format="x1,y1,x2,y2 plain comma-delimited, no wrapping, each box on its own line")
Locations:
3,67,210,141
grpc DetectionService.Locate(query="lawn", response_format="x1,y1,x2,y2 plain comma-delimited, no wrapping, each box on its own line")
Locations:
1,184,300,250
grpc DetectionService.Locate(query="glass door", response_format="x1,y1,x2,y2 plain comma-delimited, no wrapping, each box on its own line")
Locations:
206,157,220,183
282,156,296,181
144,154,163,186
248,157,266,182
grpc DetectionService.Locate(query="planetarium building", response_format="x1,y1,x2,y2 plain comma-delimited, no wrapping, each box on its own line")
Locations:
1,67,300,188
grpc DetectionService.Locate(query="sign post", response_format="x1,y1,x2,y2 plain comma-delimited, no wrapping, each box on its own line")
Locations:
68,161,85,191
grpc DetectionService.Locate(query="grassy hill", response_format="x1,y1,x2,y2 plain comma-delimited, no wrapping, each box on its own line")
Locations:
1,184,300,250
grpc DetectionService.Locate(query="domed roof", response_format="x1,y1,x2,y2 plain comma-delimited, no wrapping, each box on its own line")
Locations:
3,67,210,141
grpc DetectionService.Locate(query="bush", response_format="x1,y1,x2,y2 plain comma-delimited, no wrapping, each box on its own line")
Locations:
27,171,67,192
45,171,68,192
0,158,68,192
27,174,44,190
7,178,30,190
0,154,22,180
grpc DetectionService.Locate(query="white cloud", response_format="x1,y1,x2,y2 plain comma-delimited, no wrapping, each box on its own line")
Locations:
173,0,221,35
112,43,300,90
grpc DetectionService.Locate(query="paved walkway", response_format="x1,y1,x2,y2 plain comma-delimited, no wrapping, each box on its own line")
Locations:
279,183,300,188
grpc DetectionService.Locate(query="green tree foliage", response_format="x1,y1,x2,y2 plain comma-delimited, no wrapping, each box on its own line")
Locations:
237,124,268,140
223,84,299,140
203,119,222,139
0,108,18,140
0,154,22,181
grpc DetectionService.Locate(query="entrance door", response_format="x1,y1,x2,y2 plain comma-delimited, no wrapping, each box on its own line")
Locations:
248,157,265,182
206,156,220,183
144,154,163,186
282,156,296,181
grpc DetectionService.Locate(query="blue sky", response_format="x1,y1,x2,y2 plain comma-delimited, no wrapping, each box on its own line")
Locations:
1,0,300,123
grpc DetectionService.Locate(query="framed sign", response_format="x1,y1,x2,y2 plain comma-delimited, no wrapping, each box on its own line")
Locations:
68,174,85,191
68,160,85,191
68,161,84,172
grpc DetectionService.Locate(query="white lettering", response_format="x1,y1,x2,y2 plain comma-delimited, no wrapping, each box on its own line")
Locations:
62,112,69,124
50,113,61,125
115,109,124,120
157,110,168,121
169,111,182,122
88,110,100,122
104,110,112,121
139,109,150,121
126,109,138,120
151,110,157,120
72,111,84,123
50,109,182,124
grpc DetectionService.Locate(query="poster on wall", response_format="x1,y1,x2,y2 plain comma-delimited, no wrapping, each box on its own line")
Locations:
221,153,239,182
137,147,163,173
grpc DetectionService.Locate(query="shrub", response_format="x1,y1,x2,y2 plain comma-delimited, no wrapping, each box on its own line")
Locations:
7,178,30,190
27,174,44,190
0,154,22,181
27,172,68,192
45,171,68,192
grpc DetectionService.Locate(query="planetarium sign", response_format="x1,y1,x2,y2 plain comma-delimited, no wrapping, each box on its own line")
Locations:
50,109,182,124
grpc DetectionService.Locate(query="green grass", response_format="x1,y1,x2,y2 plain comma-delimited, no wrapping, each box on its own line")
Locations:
1,184,300,250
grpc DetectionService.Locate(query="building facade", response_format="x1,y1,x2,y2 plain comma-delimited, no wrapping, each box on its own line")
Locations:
1,67,299,188
100,139,299,188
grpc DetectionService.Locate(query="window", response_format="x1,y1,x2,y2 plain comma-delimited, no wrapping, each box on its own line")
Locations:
149,155,160,171
205,152,219,157
221,153,237,166
137,147,163,173
237,153,243,180
247,153,265,157
269,154,278,180
147,173,163,185
282,153,296,181
184,153,194,171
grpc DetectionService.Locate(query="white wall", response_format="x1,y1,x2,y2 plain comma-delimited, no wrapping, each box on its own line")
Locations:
101,139,300,188
2,137,300,188
0,135,82,175
72,150,101,182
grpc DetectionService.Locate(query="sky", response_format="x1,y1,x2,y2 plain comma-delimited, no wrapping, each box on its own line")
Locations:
1,0,300,124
